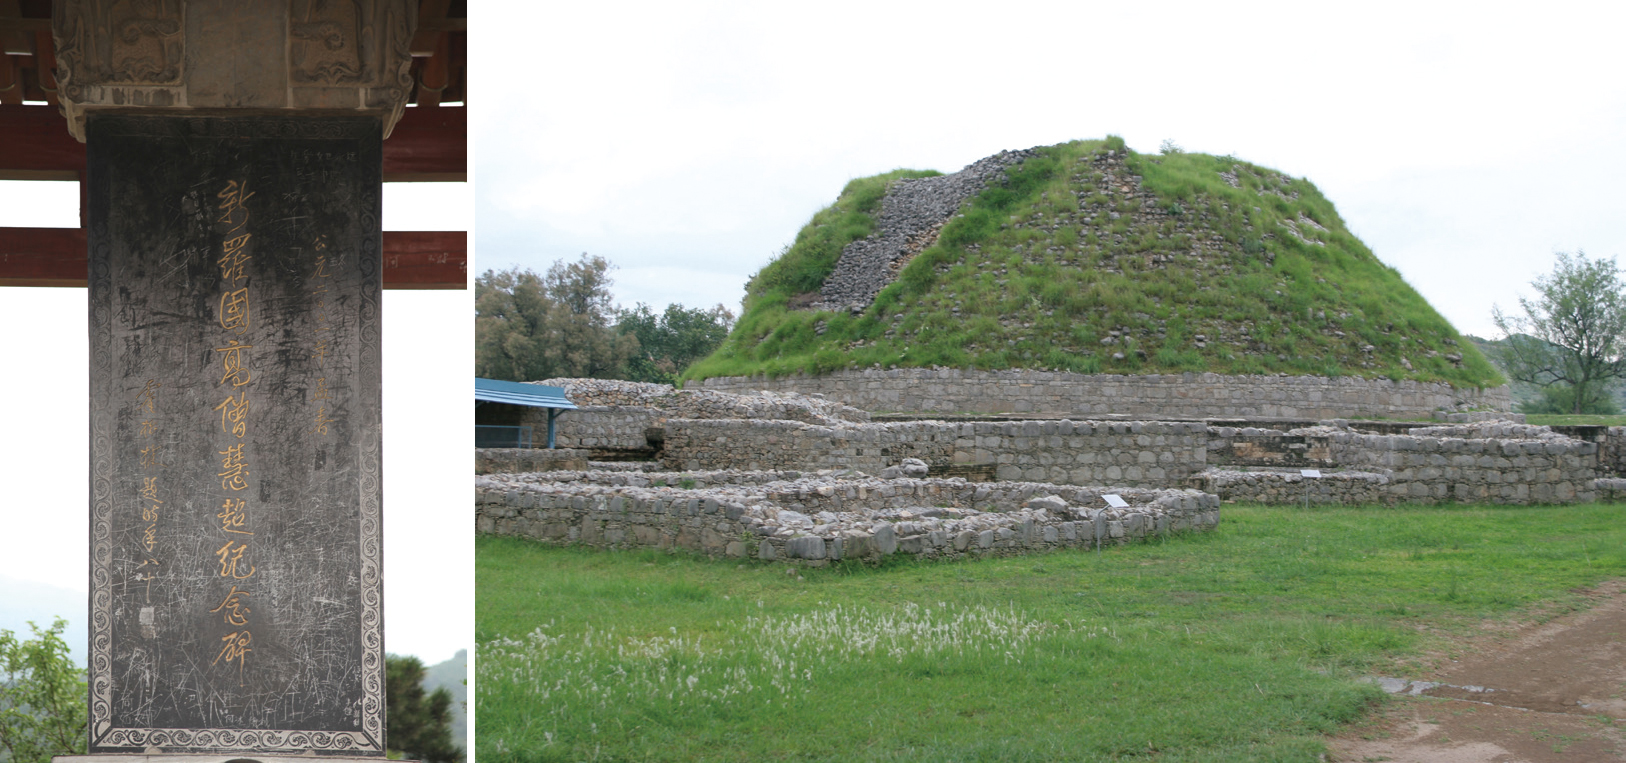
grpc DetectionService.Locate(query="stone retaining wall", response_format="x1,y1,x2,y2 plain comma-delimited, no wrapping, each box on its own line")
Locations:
1601,427,1626,477
659,419,1207,488
1323,431,1597,504
474,473,1220,564
1193,469,1391,505
695,368,1512,419
475,448,589,475
540,405,659,450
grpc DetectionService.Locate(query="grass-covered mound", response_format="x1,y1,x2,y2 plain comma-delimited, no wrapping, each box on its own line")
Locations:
685,137,1503,389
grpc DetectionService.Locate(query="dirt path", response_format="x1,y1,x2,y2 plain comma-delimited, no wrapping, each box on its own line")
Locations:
1329,581,1626,762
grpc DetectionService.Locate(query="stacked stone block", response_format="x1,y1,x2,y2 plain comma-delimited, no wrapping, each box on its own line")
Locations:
696,368,1512,420
474,471,1220,565
543,405,659,450
1322,430,1597,504
475,448,589,475
1194,469,1391,505
659,419,1206,488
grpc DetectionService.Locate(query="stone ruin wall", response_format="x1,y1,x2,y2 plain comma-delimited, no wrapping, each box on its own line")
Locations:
1198,422,1604,505
475,470,1220,565
483,379,1626,509
695,368,1512,420
475,448,589,475
659,418,1207,488
549,406,660,451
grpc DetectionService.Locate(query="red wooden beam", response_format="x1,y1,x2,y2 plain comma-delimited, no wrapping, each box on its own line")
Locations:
0,104,81,179
0,104,466,180
0,225,84,285
385,105,465,180
380,230,468,289
0,227,465,289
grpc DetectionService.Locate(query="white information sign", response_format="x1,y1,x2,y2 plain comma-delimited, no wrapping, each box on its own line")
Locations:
1103,494,1129,508
1300,469,1322,478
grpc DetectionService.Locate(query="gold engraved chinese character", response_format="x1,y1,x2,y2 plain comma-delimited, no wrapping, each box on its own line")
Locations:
139,476,162,504
217,444,250,491
217,179,254,228
219,233,253,283
215,340,253,387
142,523,156,552
311,406,337,436
213,629,252,684
215,540,255,579
139,420,157,437
210,585,252,626
313,377,333,400
311,339,329,368
219,288,252,335
214,390,250,438
136,379,161,413
217,498,253,535
139,445,165,469
141,476,162,522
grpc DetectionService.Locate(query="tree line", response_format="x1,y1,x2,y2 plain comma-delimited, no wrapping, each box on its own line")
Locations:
1,619,462,763
474,254,734,385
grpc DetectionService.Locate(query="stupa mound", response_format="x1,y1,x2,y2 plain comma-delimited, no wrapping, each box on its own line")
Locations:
687,138,1503,404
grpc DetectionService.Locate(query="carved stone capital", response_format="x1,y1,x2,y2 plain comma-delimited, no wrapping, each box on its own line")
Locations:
53,0,417,141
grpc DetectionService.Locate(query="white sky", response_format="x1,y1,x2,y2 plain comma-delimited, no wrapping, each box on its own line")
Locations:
0,180,471,666
475,1,1626,339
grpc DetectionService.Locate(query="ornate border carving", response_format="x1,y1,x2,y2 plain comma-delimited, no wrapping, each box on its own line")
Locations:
85,115,385,755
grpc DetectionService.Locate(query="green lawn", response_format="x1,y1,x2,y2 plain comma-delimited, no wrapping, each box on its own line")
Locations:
1524,414,1626,427
476,503,1626,762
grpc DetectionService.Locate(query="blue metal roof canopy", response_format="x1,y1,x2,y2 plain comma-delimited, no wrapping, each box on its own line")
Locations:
475,378,577,448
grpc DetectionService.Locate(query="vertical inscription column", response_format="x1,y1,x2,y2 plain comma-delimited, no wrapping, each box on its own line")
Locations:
86,114,384,755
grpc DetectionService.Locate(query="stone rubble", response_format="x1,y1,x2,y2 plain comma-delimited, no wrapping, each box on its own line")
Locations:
535,377,869,426
814,149,1040,312
476,468,1220,565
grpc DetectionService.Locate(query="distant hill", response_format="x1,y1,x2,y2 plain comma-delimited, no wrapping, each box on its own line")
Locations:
0,574,87,667
1465,334,1626,412
424,649,468,755
687,137,1502,390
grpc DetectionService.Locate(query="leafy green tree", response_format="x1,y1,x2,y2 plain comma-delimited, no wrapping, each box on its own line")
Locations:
386,654,462,763
474,255,638,381
0,619,86,763
1493,251,1626,415
616,302,735,384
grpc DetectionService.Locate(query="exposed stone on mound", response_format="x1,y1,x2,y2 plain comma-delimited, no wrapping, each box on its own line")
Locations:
533,377,869,425
813,149,1039,312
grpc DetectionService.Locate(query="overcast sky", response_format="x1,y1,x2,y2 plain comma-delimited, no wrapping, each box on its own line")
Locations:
0,178,470,666
476,1,1626,340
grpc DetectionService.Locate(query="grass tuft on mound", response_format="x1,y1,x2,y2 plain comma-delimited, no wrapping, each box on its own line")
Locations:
685,138,1502,390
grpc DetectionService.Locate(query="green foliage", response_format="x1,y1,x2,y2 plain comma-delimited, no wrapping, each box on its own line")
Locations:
474,255,638,382
476,502,1626,761
386,654,462,763
616,302,735,384
1493,251,1626,414
687,138,1503,393
1519,382,1621,415
0,619,86,763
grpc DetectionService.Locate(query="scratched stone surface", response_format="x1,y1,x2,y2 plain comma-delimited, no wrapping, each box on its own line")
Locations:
85,114,384,755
